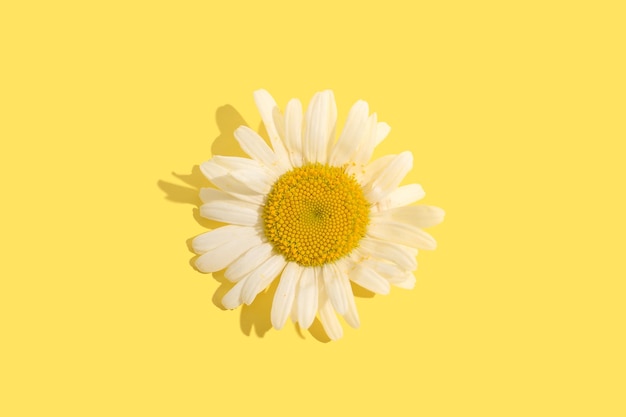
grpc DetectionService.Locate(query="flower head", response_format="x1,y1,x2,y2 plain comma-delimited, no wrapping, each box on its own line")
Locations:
193,90,444,340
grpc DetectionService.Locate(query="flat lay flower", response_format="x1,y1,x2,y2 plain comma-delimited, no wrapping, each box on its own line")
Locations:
193,89,444,340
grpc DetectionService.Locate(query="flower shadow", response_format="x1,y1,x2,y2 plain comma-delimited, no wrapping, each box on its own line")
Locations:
210,105,250,159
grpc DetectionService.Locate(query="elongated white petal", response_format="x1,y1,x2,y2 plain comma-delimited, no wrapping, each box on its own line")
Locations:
195,232,263,273
359,238,418,271
209,155,267,172
271,107,291,170
353,112,378,166
207,155,277,187
199,186,264,206
200,160,266,197
355,154,395,187
192,225,256,254
388,272,416,289
351,264,391,295
200,199,261,226
375,122,391,146
229,169,272,194
318,281,343,340
304,90,336,163
198,187,256,207
368,219,437,249
325,91,338,152
297,267,319,329
234,126,283,173
271,262,301,330
253,90,280,139
224,242,273,282
364,151,413,203
199,163,266,206
356,251,418,288
289,290,299,324
272,106,286,143
322,263,348,315
372,183,426,213
233,126,275,163
412,228,437,250
385,184,425,207
383,205,446,229
360,257,408,280
241,255,287,305
253,90,291,172
284,98,304,167
335,259,360,328
222,277,248,309
253,90,278,131
329,100,369,166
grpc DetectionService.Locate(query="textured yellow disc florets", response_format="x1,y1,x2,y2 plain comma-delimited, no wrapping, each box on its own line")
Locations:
263,164,370,267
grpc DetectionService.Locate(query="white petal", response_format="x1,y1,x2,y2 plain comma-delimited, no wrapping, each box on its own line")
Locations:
358,253,417,288
229,169,272,195
353,112,378,166
253,90,280,138
372,183,426,213
200,199,261,226
359,238,418,271
198,185,248,205
272,107,287,154
382,205,446,229
375,122,391,146
199,186,264,206
253,90,280,139
192,225,255,254
334,259,360,328
289,292,299,324
209,155,267,172
222,277,248,309
412,228,437,250
224,242,274,282
271,262,301,330
241,255,287,305
361,257,407,280
385,184,426,207
234,126,284,174
253,90,291,172
195,231,263,273
207,156,277,189
199,163,267,206
200,160,266,198
350,263,391,295
284,98,304,167
364,151,413,203
322,263,348,315
354,154,395,186
304,90,337,163
318,281,344,340
329,100,369,166
388,272,416,289
297,267,319,329
368,219,437,250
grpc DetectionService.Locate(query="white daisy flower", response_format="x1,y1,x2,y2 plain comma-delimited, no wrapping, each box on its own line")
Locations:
193,89,444,340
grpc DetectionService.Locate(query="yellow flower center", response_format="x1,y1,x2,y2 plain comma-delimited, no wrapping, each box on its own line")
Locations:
263,164,370,267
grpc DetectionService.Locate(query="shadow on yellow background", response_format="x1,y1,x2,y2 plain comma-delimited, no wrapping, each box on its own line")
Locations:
157,105,358,343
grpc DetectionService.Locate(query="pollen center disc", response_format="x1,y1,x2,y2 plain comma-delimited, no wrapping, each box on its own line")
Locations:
262,163,370,267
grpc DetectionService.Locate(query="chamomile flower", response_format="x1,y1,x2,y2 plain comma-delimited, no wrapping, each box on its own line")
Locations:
193,89,444,340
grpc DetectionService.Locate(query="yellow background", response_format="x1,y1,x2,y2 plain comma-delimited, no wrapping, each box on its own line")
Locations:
2,1,625,415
